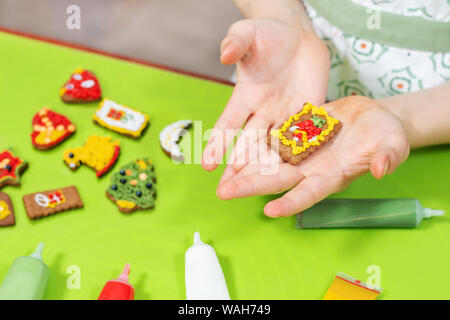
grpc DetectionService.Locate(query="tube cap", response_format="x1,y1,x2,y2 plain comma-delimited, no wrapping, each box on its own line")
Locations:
193,232,204,246
29,242,45,260
423,208,445,218
118,263,131,282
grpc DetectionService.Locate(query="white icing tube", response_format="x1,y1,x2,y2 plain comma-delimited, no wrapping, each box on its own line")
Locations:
185,232,230,300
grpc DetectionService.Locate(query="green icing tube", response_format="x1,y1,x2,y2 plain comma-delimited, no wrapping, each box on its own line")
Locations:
297,199,445,228
0,242,49,300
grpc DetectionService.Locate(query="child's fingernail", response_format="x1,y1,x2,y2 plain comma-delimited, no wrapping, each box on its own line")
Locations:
264,204,279,218
216,183,233,200
203,148,215,166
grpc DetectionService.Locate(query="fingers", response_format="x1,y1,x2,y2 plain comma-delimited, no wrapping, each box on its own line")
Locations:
202,20,258,172
202,88,251,171
220,20,255,65
229,115,271,172
219,164,239,185
203,20,265,171
217,163,304,200
264,174,343,218
219,144,281,186
370,133,410,179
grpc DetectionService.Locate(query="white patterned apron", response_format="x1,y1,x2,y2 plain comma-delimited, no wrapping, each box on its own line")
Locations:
304,0,450,100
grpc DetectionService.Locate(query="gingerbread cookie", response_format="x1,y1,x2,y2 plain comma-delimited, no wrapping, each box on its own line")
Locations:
268,103,342,165
63,135,120,178
0,150,28,189
31,108,76,150
0,192,15,227
60,68,102,103
23,186,83,219
106,159,156,213
159,120,193,162
93,99,149,138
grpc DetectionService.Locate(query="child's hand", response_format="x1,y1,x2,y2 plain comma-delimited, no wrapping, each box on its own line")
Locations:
216,96,410,217
202,17,330,170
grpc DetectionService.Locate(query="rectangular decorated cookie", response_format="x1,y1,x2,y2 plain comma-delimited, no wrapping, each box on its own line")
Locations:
23,186,83,219
268,102,342,165
0,192,15,227
93,99,149,138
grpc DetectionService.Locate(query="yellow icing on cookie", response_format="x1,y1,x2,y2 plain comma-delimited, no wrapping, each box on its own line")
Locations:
116,200,136,209
35,129,66,145
63,135,119,172
294,130,308,142
38,190,66,208
270,102,339,155
0,201,11,220
135,159,149,170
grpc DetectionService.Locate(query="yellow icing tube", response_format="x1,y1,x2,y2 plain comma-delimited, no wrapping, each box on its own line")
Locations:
323,272,382,300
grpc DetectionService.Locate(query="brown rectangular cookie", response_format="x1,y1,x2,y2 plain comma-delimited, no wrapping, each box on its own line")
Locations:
0,192,15,227
268,103,342,165
23,185,83,219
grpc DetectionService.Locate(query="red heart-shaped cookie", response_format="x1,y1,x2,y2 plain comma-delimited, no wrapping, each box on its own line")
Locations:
60,69,102,103
31,108,76,150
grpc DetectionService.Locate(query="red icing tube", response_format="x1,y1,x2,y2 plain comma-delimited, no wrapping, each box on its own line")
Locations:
98,264,135,300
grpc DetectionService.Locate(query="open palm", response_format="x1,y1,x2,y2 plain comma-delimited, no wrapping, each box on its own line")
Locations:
216,96,410,217
202,18,330,171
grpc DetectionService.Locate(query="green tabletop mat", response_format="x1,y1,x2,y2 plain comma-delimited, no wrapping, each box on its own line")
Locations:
0,31,449,300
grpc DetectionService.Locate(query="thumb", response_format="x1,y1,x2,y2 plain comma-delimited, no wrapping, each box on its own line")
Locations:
370,134,410,179
220,20,255,65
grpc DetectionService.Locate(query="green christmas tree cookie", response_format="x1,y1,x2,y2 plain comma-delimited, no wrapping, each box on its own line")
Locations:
106,159,156,213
